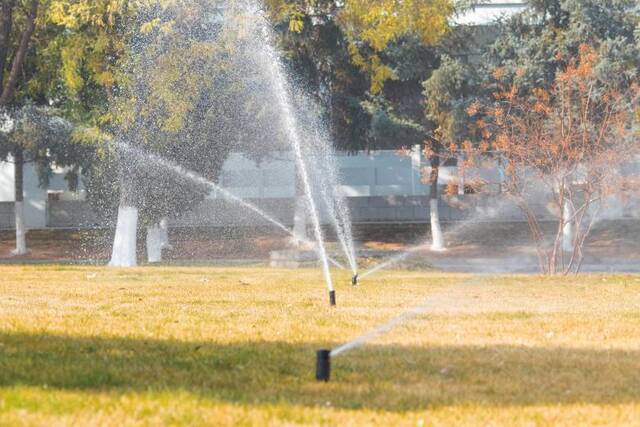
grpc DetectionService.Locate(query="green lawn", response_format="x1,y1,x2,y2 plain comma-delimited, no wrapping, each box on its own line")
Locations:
1,266,640,425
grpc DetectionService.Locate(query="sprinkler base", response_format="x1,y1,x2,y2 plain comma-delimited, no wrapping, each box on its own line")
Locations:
316,349,331,381
329,290,336,306
351,273,359,286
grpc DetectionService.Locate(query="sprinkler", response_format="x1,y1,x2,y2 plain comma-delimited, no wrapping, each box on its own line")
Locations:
351,273,359,286
329,290,336,306
315,349,331,381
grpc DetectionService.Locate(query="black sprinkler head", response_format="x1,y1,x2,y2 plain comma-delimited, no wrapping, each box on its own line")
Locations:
329,290,336,306
351,273,359,286
316,349,331,381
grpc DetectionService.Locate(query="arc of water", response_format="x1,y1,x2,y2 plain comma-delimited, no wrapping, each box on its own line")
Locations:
331,299,431,357
330,279,488,358
333,194,358,274
114,141,346,270
314,149,358,275
216,184,346,271
360,197,521,280
359,242,431,280
323,190,357,274
250,5,335,298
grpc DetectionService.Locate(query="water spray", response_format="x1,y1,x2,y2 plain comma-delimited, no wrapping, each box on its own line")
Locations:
113,140,348,273
251,5,336,303
359,243,430,280
315,294,437,381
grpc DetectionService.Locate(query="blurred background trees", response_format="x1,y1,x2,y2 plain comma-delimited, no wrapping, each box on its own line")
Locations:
0,0,637,270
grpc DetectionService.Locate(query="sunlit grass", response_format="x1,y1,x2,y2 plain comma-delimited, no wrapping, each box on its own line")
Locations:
1,266,640,425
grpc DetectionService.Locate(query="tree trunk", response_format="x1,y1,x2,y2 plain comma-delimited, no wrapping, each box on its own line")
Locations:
457,152,465,196
146,223,163,263
109,204,139,267
159,217,172,250
146,217,171,263
291,164,308,246
0,0,15,90
1,1,36,257
562,198,574,253
11,148,27,255
0,0,38,105
429,155,445,251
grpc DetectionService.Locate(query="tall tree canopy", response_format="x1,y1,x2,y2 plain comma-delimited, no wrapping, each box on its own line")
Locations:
265,0,461,151
486,0,640,92
0,0,132,254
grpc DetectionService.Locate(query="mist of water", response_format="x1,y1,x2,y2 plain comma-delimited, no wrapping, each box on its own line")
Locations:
241,1,336,292
114,140,347,270
102,0,358,283
331,297,433,357
359,243,430,280
306,126,358,274
359,197,523,279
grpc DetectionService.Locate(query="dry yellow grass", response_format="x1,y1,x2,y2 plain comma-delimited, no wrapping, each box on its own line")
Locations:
1,265,640,426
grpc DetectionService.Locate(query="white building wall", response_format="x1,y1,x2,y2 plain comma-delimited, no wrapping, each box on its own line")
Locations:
0,160,14,201
454,0,527,26
0,158,48,228
0,158,85,228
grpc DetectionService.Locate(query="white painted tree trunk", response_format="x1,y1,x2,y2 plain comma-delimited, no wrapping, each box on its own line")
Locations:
458,153,465,196
291,196,308,245
159,217,172,250
12,201,27,255
109,205,139,267
430,198,445,251
12,148,27,256
562,199,574,253
146,223,164,263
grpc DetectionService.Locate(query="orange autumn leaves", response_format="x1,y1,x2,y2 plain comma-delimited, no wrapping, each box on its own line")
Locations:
455,45,638,176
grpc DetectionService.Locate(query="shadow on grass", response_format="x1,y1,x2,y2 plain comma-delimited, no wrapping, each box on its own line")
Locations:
1,332,639,411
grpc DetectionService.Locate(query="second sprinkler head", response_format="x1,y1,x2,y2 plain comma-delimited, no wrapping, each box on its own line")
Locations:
316,349,331,381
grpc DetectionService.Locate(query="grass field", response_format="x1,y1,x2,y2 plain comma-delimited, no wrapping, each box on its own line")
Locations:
1,266,640,425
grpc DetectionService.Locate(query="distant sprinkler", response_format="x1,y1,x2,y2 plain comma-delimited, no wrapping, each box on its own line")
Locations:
315,349,331,381
329,290,336,306
351,273,359,286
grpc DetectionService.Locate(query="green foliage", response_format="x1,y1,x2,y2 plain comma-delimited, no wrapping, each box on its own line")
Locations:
423,56,478,149
0,0,135,193
0,105,81,186
362,95,425,149
339,0,454,93
267,0,462,94
485,0,640,92
267,2,371,151
87,0,295,224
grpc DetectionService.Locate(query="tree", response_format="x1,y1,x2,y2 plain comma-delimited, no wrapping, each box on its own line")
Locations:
266,0,458,143
266,1,370,244
485,0,639,93
106,0,291,266
0,0,132,255
0,105,78,253
339,2,463,251
337,0,453,94
467,46,639,274
472,0,640,270
0,0,39,255
422,56,479,250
